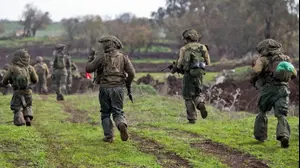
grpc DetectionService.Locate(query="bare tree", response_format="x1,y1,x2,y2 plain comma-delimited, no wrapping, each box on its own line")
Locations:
61,18,79,41
78,15,105,46
20,4,52,37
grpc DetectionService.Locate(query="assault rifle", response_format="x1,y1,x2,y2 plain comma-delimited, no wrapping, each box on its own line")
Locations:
127,86,133,103
160,61,176,72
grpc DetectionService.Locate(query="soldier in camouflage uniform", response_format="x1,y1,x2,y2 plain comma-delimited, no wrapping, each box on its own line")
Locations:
2,49,38,126
86,36,135,143
34,56,49,94
250,39,297,148
0,64,12,95
172,29,211,124
52,44,71,101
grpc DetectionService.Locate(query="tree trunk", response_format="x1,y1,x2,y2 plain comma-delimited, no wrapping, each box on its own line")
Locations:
32,29,37,37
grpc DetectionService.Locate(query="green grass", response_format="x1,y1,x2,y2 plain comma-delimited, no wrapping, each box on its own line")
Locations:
0,22,64,38
70,94,299,168
0,36,60,48
0,88,298,167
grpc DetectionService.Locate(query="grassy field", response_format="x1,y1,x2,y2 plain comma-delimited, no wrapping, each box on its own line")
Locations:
135,72,219,84
0,92,298,168
0,22,64,38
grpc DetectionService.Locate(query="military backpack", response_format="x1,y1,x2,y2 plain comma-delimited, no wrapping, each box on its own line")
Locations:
13,66,30,90
34,63,46,76
265,54,291,82
183,44,206,77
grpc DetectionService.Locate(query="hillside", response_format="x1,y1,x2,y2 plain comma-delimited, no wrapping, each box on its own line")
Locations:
0,93,298,168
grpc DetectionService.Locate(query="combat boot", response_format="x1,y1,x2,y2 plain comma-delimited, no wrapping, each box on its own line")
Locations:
25,117,31,126
102,136,114,143
280,137,289,148
188,119,196,124
56,94,64,101
196,103,208,119
118,123,129,141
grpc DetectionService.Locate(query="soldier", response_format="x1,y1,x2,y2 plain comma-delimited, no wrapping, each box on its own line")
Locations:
86,36,135,143
71,61,81,80
172,29,211,124
33,56,49,94
0,64,12,95
52,44,71,101
1,49,38,126
250,39,297,148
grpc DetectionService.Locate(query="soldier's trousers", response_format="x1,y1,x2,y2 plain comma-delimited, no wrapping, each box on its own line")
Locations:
35,76,48,94
99,87,127,138
54,69,67,95
254,83,290,141
10,90,33,126
183,72,205,121
67,71,72,94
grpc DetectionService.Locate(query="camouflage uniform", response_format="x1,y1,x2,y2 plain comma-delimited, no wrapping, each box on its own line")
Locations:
0,64,12,95
2,49,38,126
250,39,297,148
86,36,135,142
52,44,71,101
34,56,49,94
173,29,211,123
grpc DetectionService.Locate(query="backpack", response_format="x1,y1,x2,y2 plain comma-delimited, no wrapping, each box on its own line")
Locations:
266,54,291,81
183,44,206,77
274,61,296,82
103,52,124,76
54,54,67,69
14,67,30,90
34,63,46,76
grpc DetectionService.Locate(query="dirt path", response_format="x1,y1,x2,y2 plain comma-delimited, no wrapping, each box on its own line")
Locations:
130,133,192,168
142,125,269,168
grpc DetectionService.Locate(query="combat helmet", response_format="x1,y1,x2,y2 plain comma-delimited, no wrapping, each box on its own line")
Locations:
98,36,123,49
36,56,43,63
55,44,66,50
3,64,10,70
256,39,282,55
182,29,200,42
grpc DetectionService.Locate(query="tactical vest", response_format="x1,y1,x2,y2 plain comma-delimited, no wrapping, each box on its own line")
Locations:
264,54,291,82
54,53,67,69
11,66,30,90
183,43,206,77
98,52,126,85
34,63,46,76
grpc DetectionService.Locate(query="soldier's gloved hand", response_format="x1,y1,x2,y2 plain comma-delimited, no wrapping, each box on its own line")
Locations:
171,67,177,74
88,56,94,63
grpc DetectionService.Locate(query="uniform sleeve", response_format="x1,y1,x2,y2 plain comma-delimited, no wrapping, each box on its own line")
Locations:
176,47,185,69
124,55,135,87
85,55,105,73
29,66,38,84
2,67,12,85
44,63,49,77
252,57,265,74
66,56,71,70
203,45,211,66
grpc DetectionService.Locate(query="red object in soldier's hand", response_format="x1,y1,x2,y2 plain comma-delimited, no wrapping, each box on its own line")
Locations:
86,72,92,79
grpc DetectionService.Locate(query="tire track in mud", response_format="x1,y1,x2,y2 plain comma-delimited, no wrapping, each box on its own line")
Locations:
57,99,191,167
130,132,192,168
139,125,269,168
